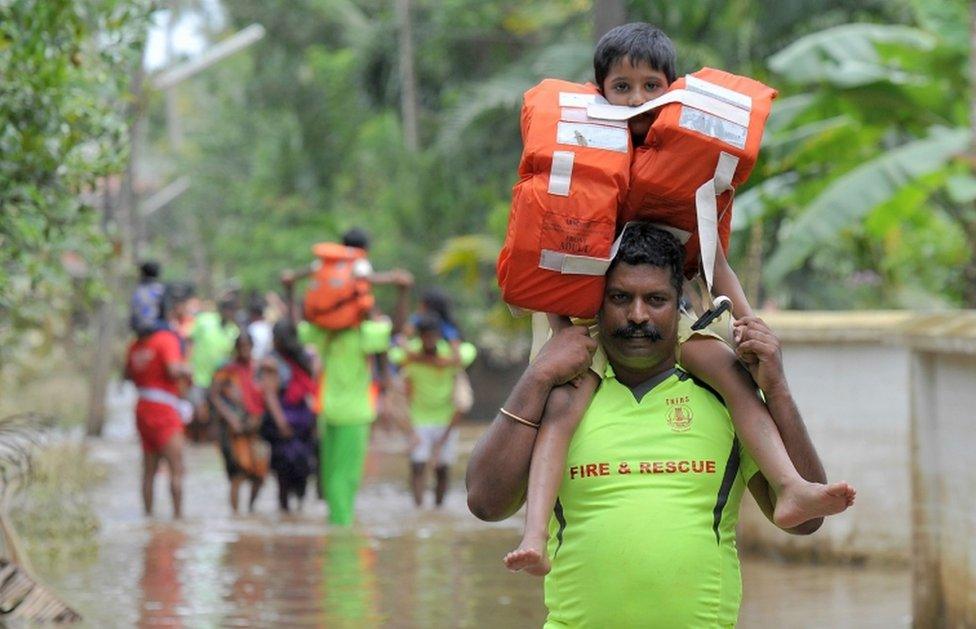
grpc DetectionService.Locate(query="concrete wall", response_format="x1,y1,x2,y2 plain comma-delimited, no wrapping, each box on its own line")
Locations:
904,315,976,629
729,311,976,627
737,312,914,563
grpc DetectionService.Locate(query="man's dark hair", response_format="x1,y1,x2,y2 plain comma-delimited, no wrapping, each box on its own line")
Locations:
594,23,677,88
139,261,160,281
247,293,266,318
607,223,685,297
341,227,370,250
421,288,458,331
415,313,442,336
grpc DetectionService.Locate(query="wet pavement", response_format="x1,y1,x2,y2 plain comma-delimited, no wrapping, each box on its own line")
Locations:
40,393,911,628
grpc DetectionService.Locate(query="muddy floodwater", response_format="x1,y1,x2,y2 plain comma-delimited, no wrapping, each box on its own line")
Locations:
41,411,910,628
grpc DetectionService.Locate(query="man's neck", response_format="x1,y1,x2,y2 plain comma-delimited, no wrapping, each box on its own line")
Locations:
609,355,676,389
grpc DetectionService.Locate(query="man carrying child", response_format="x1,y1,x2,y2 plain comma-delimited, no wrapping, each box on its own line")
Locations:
467,223,842,626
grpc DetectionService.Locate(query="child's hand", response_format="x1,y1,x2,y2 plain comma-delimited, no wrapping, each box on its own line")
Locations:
733,317,786,393
531,325,597,387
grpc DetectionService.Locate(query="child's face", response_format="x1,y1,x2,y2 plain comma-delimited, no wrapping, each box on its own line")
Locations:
601,56,670,141
420,329,441,354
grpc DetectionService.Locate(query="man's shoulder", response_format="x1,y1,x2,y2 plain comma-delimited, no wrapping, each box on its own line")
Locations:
673,368,726,406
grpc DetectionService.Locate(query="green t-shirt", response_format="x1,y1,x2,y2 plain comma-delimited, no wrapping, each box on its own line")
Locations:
544,365,759,629
299,320,391,426
389,340,477,426
189,312,238,387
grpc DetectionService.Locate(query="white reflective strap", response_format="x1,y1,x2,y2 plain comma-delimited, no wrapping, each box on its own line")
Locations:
559,107,590,123
559,92,603,108
696,152,739,291
586,88,750,128
684,75,752,111
560,106,629,127
537,222,635,277
539,249,611,276
547,151,575,196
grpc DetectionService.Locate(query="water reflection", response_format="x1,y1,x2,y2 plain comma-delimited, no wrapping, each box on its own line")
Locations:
42,426,908,628
320,530,381,627
138,527,187,627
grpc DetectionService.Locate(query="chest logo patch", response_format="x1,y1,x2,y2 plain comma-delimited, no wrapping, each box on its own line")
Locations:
665,395,693,432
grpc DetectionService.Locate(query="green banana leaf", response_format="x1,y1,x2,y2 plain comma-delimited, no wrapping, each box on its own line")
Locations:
764,126,969,286
768,23,936,87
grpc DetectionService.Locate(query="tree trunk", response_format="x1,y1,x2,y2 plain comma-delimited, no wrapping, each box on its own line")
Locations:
396,0,419,152
593,0,627,44
86,61,145,437
164,3,182,151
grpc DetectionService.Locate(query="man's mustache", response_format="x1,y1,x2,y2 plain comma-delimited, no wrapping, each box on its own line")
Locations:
611,322,663,341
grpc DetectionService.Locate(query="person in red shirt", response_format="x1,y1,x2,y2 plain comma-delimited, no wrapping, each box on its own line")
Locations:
125,321,192,519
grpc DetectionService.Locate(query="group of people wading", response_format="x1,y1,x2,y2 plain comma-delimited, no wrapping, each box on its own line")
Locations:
124,228,476,524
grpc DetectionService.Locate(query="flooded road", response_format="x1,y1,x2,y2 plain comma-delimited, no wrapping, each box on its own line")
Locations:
41,401,910,627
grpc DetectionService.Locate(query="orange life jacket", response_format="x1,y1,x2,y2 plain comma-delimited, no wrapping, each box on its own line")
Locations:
304,243,374,330
496,79,632,318
609,68,778,284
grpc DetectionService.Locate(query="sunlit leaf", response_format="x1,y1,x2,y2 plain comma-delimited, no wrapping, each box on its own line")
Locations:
764,126,969,286
768,23,936,87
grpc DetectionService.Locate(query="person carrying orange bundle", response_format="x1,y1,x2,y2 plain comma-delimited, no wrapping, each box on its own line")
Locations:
482,23,855,593
282,228,414,525
281,227,412,330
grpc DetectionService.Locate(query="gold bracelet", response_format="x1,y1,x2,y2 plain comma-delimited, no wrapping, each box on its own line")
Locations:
499,407,540,429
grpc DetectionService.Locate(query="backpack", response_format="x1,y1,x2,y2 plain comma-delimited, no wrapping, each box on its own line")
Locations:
590,68,777,290
496,79,631,318
130,281,166,336
303,243,374,330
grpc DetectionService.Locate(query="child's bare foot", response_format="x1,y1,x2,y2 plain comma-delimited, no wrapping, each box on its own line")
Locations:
504,535,550,576
772,480,856,529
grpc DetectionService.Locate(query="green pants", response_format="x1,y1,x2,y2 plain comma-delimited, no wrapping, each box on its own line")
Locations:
321,423,371,526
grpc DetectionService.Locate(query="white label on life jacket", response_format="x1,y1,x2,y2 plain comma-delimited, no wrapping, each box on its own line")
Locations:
548,151,575,196
685,75,752,111
556,122,629,153
559,92,608,108
679,107,747,149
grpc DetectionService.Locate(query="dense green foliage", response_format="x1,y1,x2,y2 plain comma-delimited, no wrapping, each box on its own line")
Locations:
3,0,974,369
147,0,973,333
744,1,976,308
0,0,150,368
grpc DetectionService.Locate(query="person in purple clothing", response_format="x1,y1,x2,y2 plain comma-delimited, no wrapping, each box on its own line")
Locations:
259,321,318,512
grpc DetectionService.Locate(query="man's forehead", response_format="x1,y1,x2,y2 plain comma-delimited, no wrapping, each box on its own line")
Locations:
606,262,674,287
